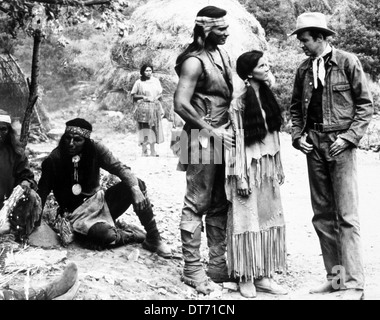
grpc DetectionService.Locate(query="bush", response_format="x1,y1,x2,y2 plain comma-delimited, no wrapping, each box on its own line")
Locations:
13,24,114,113
331,0,380,81
368,80,380,114
268,38,305,131
241,0,295,39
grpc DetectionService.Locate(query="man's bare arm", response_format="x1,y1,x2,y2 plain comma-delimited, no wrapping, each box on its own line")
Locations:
174,57,233,148
174,57,212,131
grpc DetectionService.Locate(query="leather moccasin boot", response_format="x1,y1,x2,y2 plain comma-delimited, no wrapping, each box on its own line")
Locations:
255,277,288,295
142,239,172,258
181,275,219,295
207,265,238,284
239,280,257,298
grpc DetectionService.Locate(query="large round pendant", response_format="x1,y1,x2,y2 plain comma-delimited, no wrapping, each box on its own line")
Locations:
72,184,82,195
72,155,80,164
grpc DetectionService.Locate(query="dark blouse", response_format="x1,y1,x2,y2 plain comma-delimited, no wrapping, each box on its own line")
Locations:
37,140,138,212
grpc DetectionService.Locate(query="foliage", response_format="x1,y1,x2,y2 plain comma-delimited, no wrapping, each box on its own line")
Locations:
241,0,380,122
292,0,334,16
12,24,114,112
1,0,379,134
0,0,130,141
267,39,305,131
241,0,334,39
0,0,129,38
331,0,380,81
241,0,295,39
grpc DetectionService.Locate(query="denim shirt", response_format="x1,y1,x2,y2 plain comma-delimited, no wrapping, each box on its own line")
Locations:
290,46,374,147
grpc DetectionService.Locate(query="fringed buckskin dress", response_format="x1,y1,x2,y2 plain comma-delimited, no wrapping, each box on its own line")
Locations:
225,90,287,281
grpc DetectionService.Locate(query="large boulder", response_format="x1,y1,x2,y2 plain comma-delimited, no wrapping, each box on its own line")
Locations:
113,0,267,71
97,0,268,116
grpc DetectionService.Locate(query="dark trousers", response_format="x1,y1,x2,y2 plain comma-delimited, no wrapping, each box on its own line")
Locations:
307,129,364,290
180,140,229,280
105,178,152,226
87,178,154,245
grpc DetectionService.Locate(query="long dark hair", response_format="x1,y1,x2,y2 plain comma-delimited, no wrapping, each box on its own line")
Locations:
236,50,282,145
3,123,24,156
140,64,154,81
175,6,227,70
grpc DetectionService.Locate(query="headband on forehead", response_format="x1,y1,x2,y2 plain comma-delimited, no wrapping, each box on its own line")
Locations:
65,126,91,139
195,16,228,37
0,115,11,124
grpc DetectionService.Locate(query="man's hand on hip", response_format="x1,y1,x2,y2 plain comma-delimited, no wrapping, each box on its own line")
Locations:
297,134,313,154
211,122,235,149
329,137,350,157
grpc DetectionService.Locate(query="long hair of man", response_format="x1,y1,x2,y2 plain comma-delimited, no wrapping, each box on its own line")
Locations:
58,134,98,188
176,25,206,66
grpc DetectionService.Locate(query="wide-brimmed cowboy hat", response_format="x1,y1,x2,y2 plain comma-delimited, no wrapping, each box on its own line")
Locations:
290,12,336,36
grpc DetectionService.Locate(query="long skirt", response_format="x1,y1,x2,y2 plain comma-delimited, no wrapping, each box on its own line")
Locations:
226,153,287,280
134,100,164,145
137,122,164,145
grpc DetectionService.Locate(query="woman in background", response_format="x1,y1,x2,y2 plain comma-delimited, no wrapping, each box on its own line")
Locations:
131,64,164,157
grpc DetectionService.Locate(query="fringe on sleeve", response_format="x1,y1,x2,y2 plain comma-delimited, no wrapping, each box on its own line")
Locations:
225,93,249,184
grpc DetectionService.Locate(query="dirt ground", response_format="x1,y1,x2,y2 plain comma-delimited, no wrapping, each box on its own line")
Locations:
2,109,380,302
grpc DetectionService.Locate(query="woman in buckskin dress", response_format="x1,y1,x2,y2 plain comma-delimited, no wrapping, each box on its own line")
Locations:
131,64,164,157
225,51,288,298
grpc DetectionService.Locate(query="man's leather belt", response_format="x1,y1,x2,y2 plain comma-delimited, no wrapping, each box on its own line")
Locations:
309,121,352,133
312,123,324,132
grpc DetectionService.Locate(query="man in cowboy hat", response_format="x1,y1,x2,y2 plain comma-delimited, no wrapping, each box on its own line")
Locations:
289,12,374,300
37,118,172,258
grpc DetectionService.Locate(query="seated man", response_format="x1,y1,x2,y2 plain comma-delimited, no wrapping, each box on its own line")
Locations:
0,110,41,242
37,118,171,258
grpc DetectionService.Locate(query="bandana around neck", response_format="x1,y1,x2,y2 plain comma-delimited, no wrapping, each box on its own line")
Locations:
312,44,332,89
65,126,91,139
195,16,228,37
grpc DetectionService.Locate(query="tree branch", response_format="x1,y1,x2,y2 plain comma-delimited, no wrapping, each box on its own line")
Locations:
20,30,42,147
